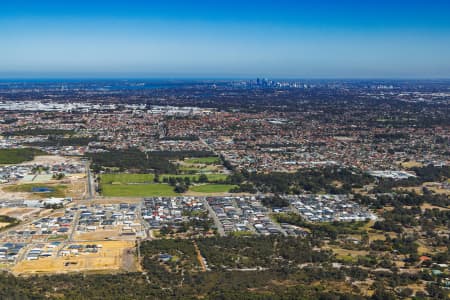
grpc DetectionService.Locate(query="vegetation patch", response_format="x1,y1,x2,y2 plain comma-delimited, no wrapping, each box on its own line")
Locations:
274,213,369,240
0,215,20,230
0,148,47,164
196,236,332,270
87,149,214,173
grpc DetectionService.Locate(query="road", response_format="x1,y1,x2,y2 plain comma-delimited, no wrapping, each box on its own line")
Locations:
68,211,80,242
136,202,150,239
85,161,94,200
202,197,225,236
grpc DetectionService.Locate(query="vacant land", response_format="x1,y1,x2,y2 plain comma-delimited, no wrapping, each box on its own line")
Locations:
189,184,237,193
12,241,134,275
396,182,450,197
400,160,424,168
26,155,81,166
0,222,10,228
101,183,177,197
327,246,370,263
0,207,41,220
74,229,136,241
0,217,17,229
0,148,46,164
3,183,67,198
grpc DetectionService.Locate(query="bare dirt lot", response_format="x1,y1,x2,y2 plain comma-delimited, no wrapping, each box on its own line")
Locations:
0,222,10,228
74,229,136,242
20,155,81,166
0,187,30,200
0,207,41,220
12,241,135,275
78,198,142,205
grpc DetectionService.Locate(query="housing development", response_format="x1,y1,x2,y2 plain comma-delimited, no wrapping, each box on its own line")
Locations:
0,79,448,299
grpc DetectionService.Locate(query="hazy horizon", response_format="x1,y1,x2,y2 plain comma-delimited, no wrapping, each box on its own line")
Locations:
2,0,450,78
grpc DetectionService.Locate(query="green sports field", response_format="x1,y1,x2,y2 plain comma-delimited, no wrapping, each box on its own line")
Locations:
100,173,155,184
160,173,227,182
99,173,234,197
101,172,228,183
101,183,177,197
189,184,238,193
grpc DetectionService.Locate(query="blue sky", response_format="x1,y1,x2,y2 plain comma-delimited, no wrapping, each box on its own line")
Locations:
1,0,450,78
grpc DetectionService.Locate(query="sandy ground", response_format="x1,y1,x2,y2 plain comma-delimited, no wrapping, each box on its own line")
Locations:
399,161,424,168
12,241,135,275
0,207,41,220
396,181,450,197
78,198,142,205
0,186,31,200
421,203,450,211
74,229,137,241
66,177,87,199
19,155,82,166
0,222,10,228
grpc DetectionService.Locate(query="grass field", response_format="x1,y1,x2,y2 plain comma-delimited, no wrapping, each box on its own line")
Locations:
160,173,227,182
101,173,228,184
99,173,235,196
3,183,67,198
184,156,221,164
178,165,218,172
101,183,177,197
0,148,46,164
189,184,237,193
100,173,155,184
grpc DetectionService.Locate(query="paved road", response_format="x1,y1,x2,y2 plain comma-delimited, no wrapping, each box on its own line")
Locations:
85,161,94,200
68,211,80,242
202,198,225,236
136,202,150,239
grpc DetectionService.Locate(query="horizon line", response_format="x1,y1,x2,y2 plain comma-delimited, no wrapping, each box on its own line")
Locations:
1,76,450,81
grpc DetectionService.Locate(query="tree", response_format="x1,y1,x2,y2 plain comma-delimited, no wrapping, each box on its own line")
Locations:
174,184,187,193
169,177,177,186
198,174,208,183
